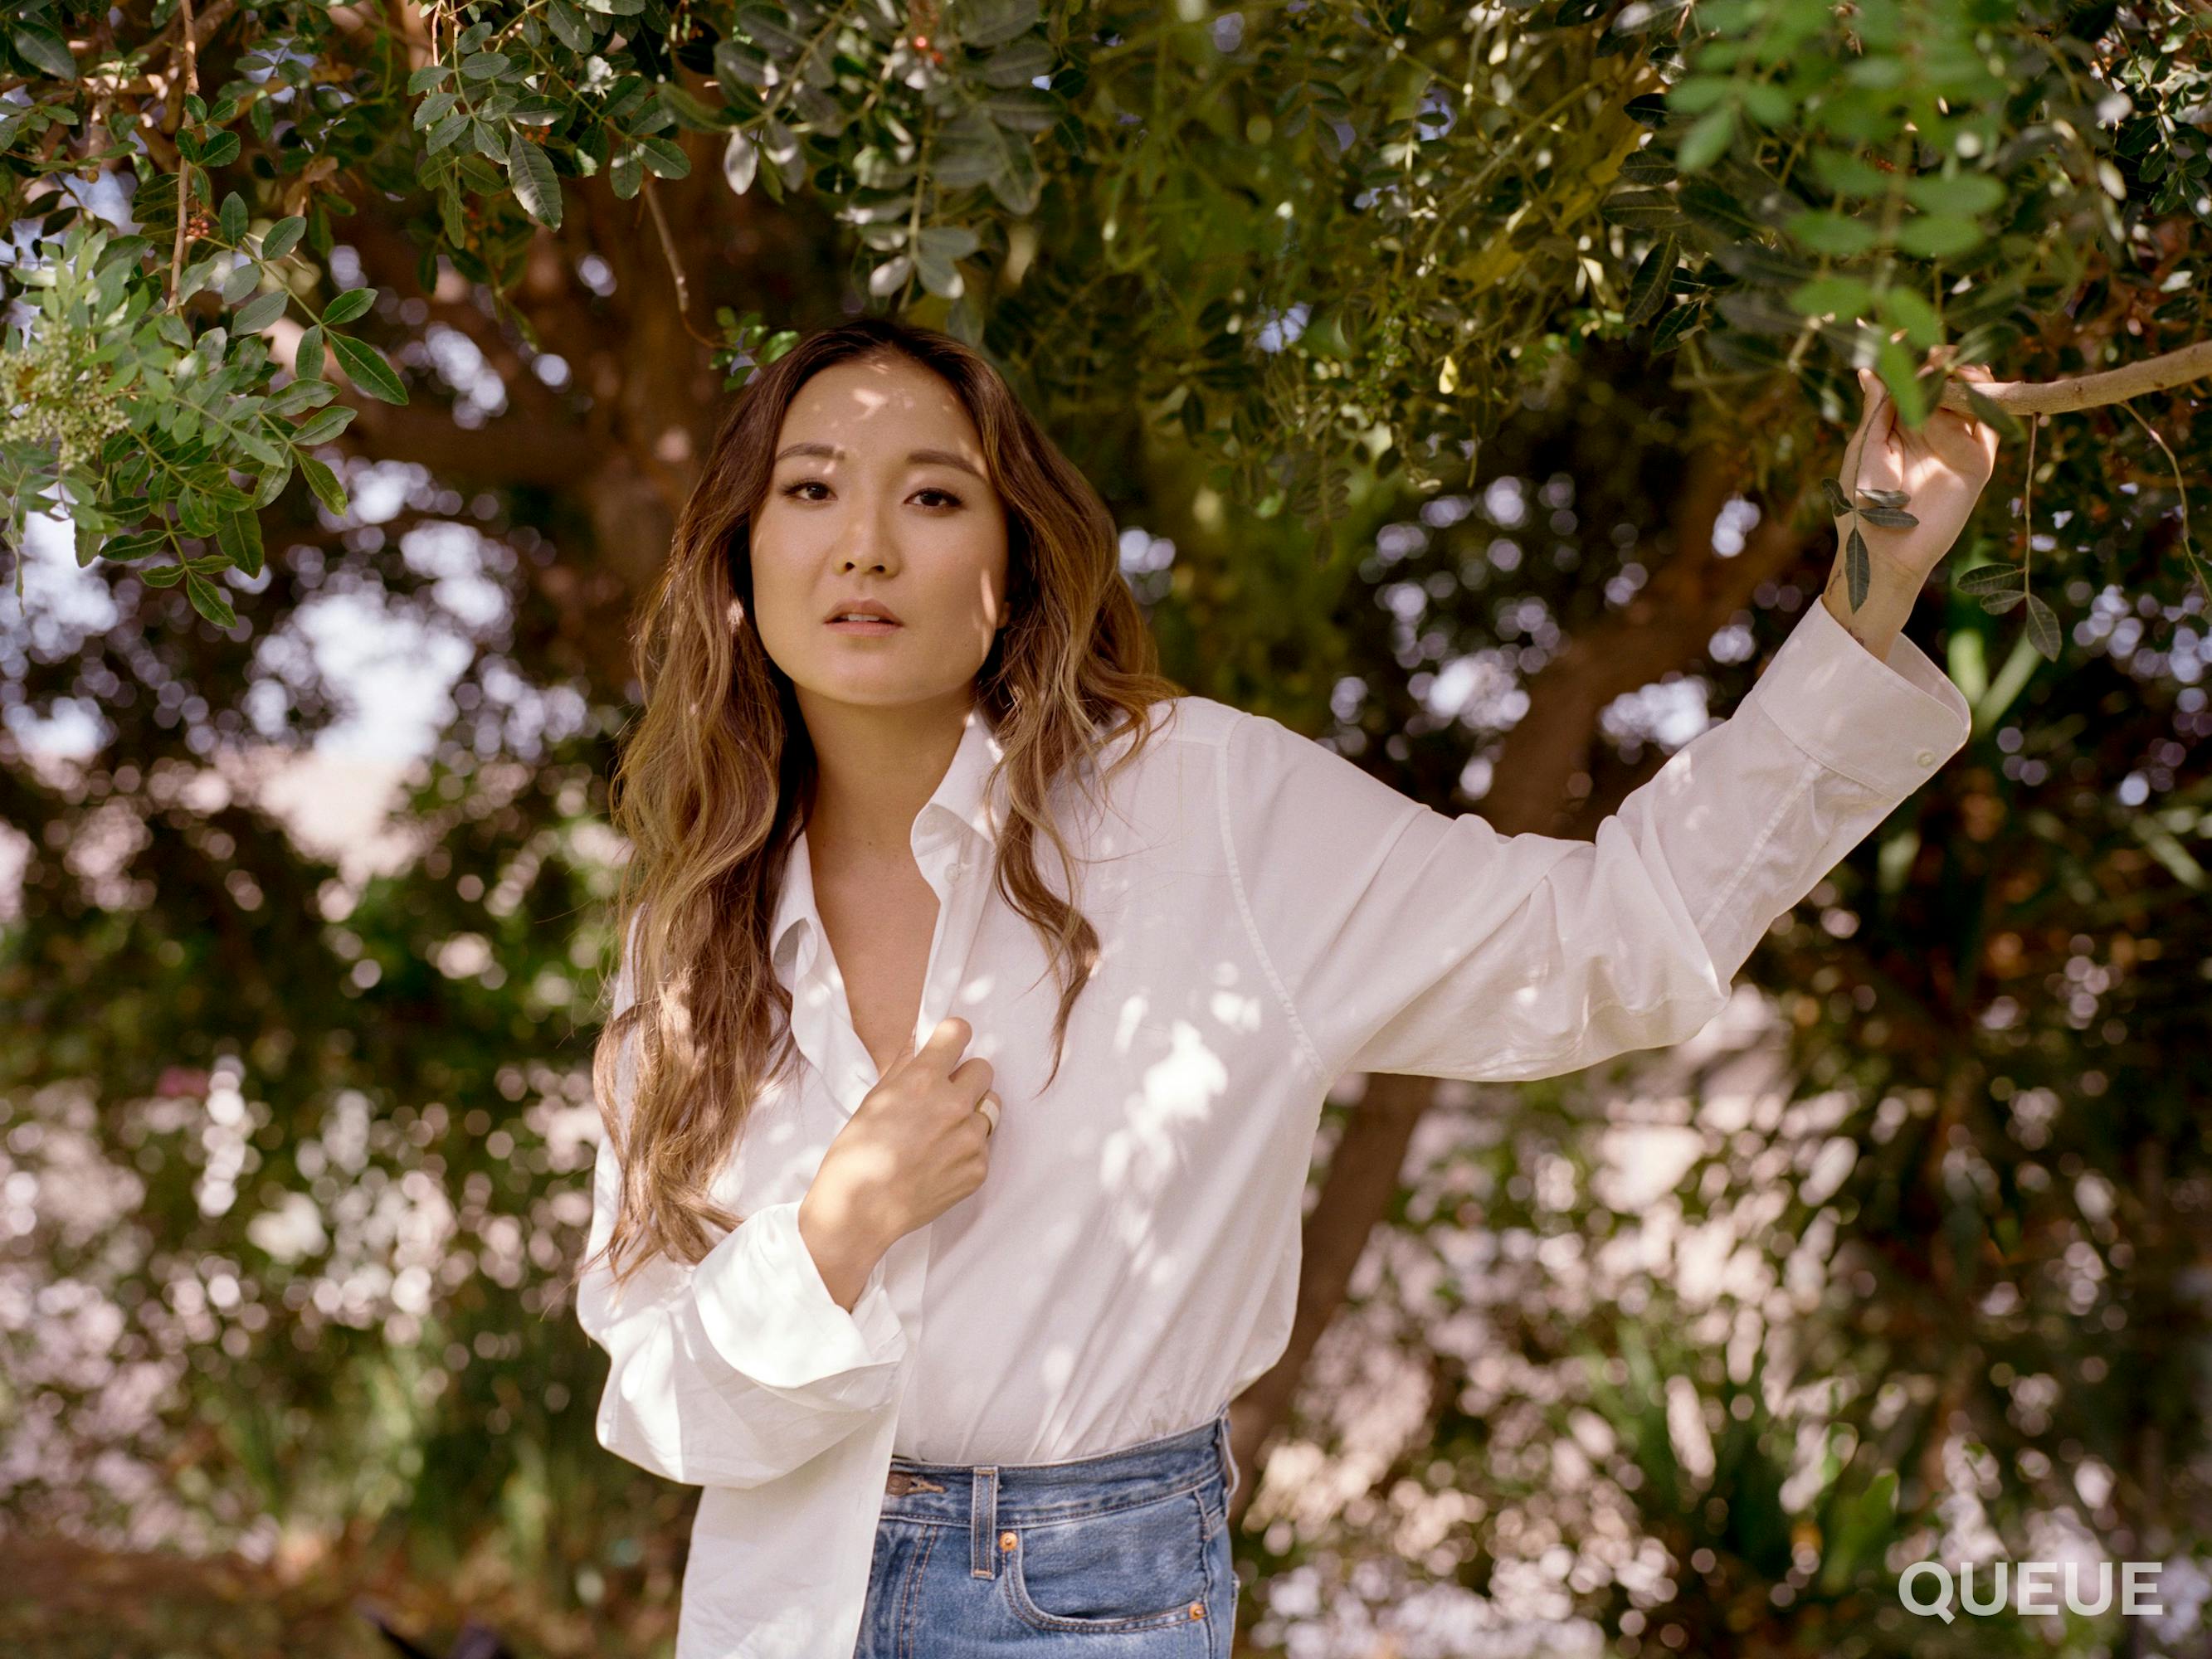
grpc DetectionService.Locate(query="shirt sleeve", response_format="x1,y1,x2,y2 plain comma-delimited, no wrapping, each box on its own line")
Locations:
574,921,908,1489
1220,594,1974,1083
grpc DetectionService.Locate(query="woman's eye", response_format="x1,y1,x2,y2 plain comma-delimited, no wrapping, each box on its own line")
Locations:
782,479,964,506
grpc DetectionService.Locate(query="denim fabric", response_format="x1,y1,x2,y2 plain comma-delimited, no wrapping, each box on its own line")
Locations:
856,1407,1240,1657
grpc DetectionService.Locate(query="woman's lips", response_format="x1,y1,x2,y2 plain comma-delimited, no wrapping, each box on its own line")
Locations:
825,617,902,635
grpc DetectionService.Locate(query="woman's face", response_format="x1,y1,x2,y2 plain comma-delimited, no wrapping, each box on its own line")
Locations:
748,353,1011,712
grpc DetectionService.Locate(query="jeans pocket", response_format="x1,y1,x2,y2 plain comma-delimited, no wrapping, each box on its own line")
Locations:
1001,1488,1214,1633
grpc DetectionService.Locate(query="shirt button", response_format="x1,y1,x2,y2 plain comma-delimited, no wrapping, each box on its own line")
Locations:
1189,1601,1206,1618
1914,748,1936,766
1000,1530,1018,1551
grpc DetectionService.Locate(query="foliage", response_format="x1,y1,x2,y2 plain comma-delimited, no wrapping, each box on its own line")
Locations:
5,1,2210,648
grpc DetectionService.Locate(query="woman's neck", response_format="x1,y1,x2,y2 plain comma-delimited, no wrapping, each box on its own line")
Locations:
799,688,977,867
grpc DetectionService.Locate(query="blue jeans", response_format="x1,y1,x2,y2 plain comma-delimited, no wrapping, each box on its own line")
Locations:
857,1405,1241,1656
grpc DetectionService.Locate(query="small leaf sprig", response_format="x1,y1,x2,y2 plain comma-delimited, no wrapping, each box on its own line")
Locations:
1818,473,1918,611
1949,411,2064,663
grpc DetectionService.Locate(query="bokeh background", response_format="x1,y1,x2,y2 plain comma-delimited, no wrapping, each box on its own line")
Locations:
5,1,2211,1656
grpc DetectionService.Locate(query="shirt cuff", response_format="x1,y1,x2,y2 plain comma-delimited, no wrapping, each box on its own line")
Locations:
690,1198,907,1394
1745,594,1975,798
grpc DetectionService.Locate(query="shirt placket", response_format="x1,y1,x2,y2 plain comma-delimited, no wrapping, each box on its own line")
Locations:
791,825,995,1348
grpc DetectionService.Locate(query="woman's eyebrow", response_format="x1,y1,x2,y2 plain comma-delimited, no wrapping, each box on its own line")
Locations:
772,441,985,481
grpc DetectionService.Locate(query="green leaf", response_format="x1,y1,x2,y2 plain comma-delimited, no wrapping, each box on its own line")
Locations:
414,91,460,131
1786,208,1878,256
97,529,171,562
269,377,336,416
185,572,238,627
426,109,470,154
1651,301,1704,353
143,561,188,587
548,0,597,51
1855,486,1910,508
330,333,407,403
2023,592,2062,660
1676,105,1736,173
1665,75,1734,115
1789,274,1875,321
321,287,376,327
233,289,288,333
222,260,261,304
958,0,1040,47
611,144,645,198
1607,0,1690,32
460,51,512,79
295,323,324,379
221,191,249,245
1875,336,1928,425
918,224,981,261
215,509,264,577
987,136,1040,215
636,134,690,178
1739,81,1793,127
1959,382,2027,445
1956,561,2024,595
1623,233,1678,328
1858,505,1919,528
251,460,294,509
1806,148,1895,197
736,2,808,55
1903,172,2006,216
1876,285,1942,350
290,405,359,446
178,489,222,537
723,129,758,196
407,63,452,94
982,87,1060,134
298,454,348,513
199,129,241,167
1600,189,1688,231
1978,588,2026,613
12,22,77,79
980,39,1053,89
1894,212,1985,259
1846,526,1871,609
508,129,563,228
914,246,964,299
261,215,306,260
1820,476,1854,518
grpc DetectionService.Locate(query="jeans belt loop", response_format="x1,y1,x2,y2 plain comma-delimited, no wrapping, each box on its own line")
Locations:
971,1466,999,1579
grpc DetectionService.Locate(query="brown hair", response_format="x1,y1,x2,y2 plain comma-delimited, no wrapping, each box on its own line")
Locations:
581,316,1183,1292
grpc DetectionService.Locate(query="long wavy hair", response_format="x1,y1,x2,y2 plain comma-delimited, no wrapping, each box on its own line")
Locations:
580,317,1185,1292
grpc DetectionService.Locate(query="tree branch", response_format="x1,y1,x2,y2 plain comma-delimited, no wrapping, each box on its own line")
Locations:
1938,339,2212,416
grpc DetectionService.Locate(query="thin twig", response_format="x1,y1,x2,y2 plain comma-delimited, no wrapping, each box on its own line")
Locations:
2116,396,2211,612
639,176,719,348
168,0,199,307
2021,411,2038,581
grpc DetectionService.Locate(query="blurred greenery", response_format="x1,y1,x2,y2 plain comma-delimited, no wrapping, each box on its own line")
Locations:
4,0,2210,1655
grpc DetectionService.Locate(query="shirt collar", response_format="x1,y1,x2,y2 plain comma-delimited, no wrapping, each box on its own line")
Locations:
770,703,1006,967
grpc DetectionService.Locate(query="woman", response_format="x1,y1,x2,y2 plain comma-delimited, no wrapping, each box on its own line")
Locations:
573,317,1996,1658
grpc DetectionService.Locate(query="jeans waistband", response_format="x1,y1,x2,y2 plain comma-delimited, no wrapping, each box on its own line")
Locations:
879,1403,1239,1536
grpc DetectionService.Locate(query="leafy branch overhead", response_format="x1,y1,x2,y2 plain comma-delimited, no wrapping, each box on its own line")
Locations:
2,0,2209,664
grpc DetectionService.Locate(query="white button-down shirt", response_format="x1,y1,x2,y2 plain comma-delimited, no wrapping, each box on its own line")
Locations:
576,593,1972,1658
